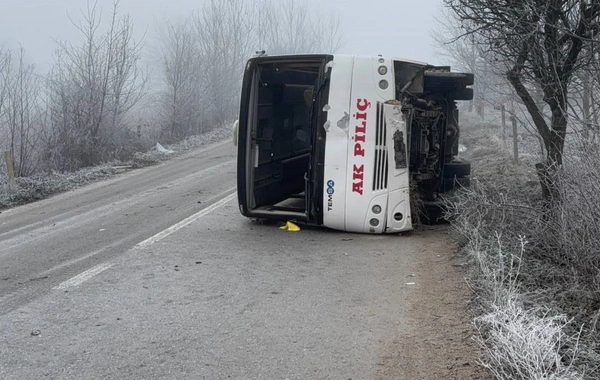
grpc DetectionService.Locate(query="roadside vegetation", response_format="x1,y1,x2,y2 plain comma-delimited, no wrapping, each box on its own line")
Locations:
438,1,600,378
447,115,600,379
0,0,342,209
0,126,231,210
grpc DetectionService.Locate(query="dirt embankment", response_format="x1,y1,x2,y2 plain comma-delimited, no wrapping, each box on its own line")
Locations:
377,227,492,380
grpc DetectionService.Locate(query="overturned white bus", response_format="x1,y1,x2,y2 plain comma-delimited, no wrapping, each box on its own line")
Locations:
234,54,473,233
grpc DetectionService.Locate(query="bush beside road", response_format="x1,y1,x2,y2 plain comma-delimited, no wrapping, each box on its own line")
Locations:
0,126,232,210
448,113,600,379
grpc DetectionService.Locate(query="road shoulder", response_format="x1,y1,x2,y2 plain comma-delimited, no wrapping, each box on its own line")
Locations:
376,227,492,379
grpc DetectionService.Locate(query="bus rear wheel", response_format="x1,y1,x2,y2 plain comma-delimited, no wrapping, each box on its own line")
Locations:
443,161,471,178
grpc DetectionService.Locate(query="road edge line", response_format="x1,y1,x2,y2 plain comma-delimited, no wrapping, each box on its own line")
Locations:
54,262,115,290
135,190,237,249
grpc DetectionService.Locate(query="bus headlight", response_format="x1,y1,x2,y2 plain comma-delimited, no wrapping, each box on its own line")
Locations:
378,65,388,75
372,205,382,214
369,218,380,227
379,80,389,90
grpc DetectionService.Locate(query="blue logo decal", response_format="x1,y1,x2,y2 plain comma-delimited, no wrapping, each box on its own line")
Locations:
326,180,335,211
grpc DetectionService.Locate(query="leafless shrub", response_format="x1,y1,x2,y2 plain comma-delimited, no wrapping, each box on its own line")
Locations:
447,187,586,379
447,181,540,243
476,296,583,380
446,113,600,378
0,48,42,177
45,0,146,171
534,141,600,297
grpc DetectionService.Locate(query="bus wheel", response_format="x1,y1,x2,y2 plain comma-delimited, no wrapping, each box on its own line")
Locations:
442,176,471,192
421,200,448,224
443,161,471,178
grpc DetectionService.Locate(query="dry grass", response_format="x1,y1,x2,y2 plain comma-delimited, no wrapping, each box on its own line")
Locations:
476,298,583,380
447,192,586,379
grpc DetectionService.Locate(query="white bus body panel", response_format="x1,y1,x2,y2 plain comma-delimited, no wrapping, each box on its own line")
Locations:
322,56,354,231
346,56,395,233
323,56,412,233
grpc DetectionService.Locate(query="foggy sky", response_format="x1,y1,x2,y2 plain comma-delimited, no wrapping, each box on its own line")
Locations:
0,0,444,73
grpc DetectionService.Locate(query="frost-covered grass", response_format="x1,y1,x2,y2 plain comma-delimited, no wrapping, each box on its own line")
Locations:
131,124,233,167
0,165,118,209
0,125,232,210
476,296,583,380
446,113,600,379
447,185,587,379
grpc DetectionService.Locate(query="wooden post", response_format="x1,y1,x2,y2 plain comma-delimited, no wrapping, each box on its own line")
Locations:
4,151,16,192
501,104,507,148
511,115,519,163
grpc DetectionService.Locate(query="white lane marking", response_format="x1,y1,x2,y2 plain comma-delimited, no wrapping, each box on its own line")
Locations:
52,187,236,290
54,262,115,290
135,190,237,249
0,159,235,251
37,234,135,279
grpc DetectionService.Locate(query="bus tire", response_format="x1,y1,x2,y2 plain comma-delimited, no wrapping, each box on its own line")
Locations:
464,72,475,86
443,162,471,178
451,88,474,101
442,176,470,192
422,200,448,224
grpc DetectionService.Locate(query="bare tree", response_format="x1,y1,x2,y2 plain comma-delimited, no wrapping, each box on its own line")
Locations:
433,7,509,118
159,19,203,140
46,0,146,170
0,50,9,123
568,49,600,141
106,12,146,135
156,0,344,142
445,0,600,199
2,48,41,176
255,0,344,55
194,0,254,126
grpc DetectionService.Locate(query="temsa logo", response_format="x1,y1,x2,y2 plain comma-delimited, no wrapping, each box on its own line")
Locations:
352,98,370,195
326,180,335,211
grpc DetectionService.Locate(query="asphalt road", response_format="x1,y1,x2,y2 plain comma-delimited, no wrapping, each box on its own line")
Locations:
0,141,237,315
0,141,488,379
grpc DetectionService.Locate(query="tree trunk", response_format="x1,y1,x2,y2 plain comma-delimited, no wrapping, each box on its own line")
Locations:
548,106,567,167
536,106,568,204
582,72,592,140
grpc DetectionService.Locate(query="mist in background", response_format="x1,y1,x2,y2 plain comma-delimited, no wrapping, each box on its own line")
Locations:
0,0,445,176
0,0,443,72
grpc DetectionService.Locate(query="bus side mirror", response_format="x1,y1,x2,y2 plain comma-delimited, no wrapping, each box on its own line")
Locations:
233,119,239,146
